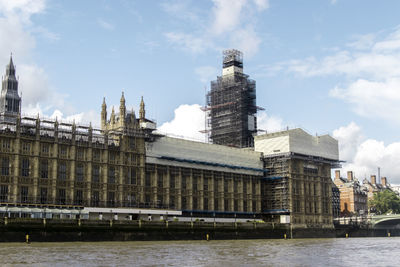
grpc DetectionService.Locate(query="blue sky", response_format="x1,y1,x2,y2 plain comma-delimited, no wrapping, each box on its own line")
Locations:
2,0,400,182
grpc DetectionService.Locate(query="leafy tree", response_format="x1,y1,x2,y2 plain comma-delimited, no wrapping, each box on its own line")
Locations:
369,190,400,214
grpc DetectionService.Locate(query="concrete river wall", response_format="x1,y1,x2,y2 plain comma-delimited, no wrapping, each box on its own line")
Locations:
0,218,397,242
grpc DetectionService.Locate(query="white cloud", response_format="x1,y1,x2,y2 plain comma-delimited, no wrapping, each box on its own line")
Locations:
211,0,246,35
332,122,363,162
0,0,96,126
253,0,269,11
97,18,114,31
257,111,284,133
157,104,206,142
195,66,218,83
230,26,261,57
49,109,99,126
163,0,268,58
333,122,400,184
164,32,211,54
272,26,400,124
0,0,46,23
330,78,400,123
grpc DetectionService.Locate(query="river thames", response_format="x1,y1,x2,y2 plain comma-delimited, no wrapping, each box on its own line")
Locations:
0,237,398,266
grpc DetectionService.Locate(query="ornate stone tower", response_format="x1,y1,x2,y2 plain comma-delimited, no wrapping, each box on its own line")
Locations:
0,55,21,122
101,92,141,132
139,96,145,123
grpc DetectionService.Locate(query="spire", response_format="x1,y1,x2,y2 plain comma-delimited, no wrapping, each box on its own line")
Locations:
111,106,115,124
139,96,145,121
6,54,15,77
1,54,21,121
101,97,107,128
120,91,125,104
119,91,126,125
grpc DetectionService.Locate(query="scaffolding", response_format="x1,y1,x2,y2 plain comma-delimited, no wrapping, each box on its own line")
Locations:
206,49,258,148
262,155,290,214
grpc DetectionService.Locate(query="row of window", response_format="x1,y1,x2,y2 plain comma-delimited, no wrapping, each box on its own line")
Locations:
0,140,138,164
0,184,258,212
149,174,258,194
0,157,137,184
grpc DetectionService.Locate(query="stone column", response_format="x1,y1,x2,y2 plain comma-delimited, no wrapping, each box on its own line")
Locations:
69,145,76,205
188,170,193,210
228,175,234,212
33,127,40,203
209,173,214,211
86,147,92,206
119,150,124,207
11,133,20,203
165,166,170,209
101,147,108,207
199,171,204,211
176,168,182,210
238,177,243,212
152,166,158,206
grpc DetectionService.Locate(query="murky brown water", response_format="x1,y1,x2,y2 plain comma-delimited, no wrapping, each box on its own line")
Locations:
0,238,398,266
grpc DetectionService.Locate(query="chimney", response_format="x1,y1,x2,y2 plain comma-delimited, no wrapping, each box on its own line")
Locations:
347,171,353,181
381,177,387,187
335,170,340,180
371,175,376,185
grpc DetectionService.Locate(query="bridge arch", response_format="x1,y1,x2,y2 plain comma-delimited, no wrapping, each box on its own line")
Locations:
374,217,400,229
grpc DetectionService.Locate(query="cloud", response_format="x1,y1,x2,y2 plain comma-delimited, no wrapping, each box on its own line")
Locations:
97,18,114,31
211,0,246,35
332,122,363,162
195,66,218,83
0,0,97,126
253,0,269,11
49,109,99,126
230,25,261,57
257,111,284,133
164,32,211,54
330,78,400,122
157,104,206,141
271,26,400,124
0,0,46,23
333,122,400,184
162,0,268,58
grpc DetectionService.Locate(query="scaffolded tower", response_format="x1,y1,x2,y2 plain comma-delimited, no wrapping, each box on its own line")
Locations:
207,49,257,148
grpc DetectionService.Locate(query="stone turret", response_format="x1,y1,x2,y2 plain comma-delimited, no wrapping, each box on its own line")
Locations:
101,97,107,127
139,96,145,122
119,92,126,127
101,92,148,132
110,106,115,125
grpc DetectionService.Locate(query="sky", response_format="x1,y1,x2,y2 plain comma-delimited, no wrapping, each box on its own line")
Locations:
1,0,400,183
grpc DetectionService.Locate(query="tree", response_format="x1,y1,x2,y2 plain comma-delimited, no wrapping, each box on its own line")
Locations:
369,190,400,214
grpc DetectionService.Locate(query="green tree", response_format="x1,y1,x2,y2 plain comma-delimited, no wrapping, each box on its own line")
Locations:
369,190,400,214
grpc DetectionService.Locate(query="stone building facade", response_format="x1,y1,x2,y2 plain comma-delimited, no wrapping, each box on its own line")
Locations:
254,129,340,228
145,136,263,215
363,175,392,200
0,56,340,225
0,115,147,208
333,170,368,216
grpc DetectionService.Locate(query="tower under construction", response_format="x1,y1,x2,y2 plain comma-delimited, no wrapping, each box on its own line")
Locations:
207,49,257,148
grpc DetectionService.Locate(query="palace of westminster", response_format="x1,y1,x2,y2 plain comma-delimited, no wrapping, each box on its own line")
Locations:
0,51,340,227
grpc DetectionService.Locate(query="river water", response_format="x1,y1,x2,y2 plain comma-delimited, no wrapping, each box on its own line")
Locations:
0,238,398,266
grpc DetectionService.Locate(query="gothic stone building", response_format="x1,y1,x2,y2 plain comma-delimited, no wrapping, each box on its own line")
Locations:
0,57,339,226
